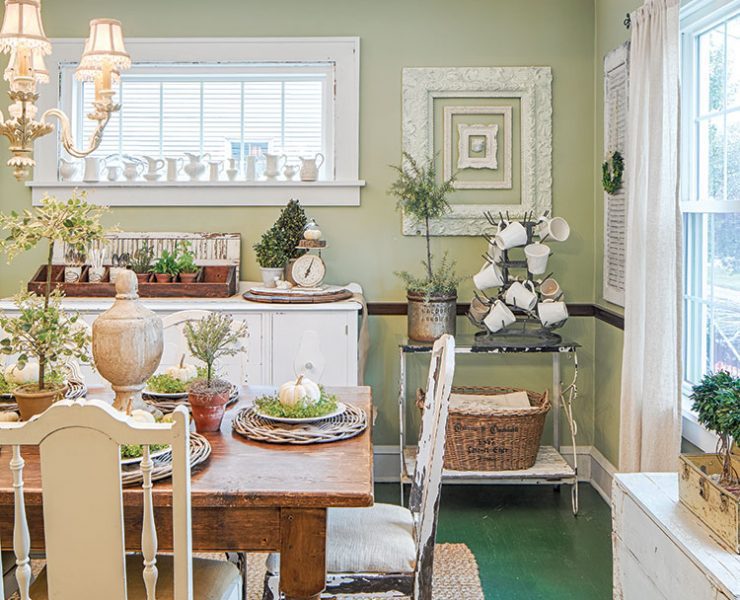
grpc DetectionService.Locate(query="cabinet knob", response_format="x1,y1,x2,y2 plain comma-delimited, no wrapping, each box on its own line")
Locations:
305,362,314,370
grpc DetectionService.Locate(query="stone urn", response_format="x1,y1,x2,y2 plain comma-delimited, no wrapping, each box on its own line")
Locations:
92,270,163,414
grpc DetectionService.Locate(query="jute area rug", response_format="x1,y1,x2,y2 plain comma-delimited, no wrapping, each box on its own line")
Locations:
11,543,483,600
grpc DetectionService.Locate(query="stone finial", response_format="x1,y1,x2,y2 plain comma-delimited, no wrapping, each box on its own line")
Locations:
115,269,139,300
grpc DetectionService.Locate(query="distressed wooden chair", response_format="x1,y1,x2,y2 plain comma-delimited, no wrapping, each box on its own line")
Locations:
161,310,249,385
263,333,456,600
0,400,241,599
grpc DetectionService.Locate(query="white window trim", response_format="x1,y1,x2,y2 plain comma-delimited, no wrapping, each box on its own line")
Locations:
679,0,739,450
29,37,364,206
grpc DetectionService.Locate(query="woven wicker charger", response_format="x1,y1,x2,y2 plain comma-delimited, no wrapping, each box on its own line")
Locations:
233,404,367,445
120,432,211,487
142,384,239,414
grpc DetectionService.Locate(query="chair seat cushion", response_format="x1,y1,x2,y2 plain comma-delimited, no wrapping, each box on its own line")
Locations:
267,503,416,575
29,554,239,600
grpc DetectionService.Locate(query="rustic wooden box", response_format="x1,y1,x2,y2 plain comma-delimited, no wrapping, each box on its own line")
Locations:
678,453,740,554
27,265,238,298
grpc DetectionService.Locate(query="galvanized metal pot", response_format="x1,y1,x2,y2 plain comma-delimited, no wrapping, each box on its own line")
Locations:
407,291,457,342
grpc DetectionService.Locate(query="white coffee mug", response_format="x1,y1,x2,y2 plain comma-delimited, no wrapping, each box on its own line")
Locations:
505,280,538,311
487,241,503,264
495,221,528,250
473,262,504,290
538,300,569,327
524,243,550,275
537,216,570,242
484,300,516,333
468,296,491,323
540,277,562,301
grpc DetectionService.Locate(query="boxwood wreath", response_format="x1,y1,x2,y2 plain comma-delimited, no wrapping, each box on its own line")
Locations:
602,150,624,195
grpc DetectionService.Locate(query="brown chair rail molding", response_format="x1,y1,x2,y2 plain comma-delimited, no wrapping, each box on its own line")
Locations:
366,302,625,330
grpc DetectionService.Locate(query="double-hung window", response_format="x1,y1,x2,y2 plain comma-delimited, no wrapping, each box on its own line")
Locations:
32,38,362,206
681,1,740,401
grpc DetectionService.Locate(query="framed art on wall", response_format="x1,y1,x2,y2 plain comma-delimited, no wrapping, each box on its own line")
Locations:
402,66,552,236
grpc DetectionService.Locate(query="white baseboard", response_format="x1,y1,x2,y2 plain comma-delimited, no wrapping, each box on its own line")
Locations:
374,444,619,503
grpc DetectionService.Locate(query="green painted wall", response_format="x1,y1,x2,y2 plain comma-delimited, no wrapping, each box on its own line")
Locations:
0,0,599,448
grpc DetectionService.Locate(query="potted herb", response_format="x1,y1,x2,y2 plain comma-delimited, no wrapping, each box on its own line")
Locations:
0,193,109,418
253,227,288,287
176,241,199,283
184,313,247,432
129,243,154,284
150,248,180,283
389,153,461,341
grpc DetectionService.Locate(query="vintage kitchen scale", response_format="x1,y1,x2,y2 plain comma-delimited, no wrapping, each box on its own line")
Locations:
244,221,353,303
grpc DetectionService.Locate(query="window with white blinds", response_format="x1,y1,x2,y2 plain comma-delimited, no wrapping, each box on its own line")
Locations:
75,63,330,169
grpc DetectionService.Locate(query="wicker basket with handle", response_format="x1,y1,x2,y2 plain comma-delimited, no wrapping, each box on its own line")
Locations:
419,385,550,471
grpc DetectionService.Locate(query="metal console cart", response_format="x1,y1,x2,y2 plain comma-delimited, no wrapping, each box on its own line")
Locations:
398,334,581,515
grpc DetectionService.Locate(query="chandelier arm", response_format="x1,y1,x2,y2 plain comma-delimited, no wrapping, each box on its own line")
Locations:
40,108,111,159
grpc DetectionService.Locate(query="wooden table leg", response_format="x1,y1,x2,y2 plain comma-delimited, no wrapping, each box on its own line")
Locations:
279,507,327,600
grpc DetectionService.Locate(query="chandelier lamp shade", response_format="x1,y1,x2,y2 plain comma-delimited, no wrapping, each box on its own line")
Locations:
0,1,130,181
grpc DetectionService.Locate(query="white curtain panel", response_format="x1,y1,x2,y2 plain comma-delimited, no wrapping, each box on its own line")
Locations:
619,0,682,473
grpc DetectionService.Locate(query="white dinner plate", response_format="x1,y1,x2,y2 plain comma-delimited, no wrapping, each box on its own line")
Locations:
120,446,171,466
254,401,347,424
142,388,189,399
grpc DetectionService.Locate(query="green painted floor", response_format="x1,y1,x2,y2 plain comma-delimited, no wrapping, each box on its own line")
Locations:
376,483,613,600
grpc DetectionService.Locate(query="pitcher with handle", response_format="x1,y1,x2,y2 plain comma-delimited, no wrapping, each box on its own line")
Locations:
59,158,79,182
299,153,324,181
264,153,287,180
183,153,210,181
142,156,166,182
166,157,183,182
83,156,103,183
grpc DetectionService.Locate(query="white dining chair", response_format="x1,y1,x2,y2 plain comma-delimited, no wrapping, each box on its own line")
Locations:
160,310,249,386
0,400,241,600
262,334,456,600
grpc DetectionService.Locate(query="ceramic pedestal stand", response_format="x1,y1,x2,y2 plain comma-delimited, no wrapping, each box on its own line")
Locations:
92,270,164,414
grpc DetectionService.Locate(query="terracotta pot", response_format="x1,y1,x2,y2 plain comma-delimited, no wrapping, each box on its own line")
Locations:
407,291,457,342
154,273,173,283
188,381,231,432
14,384,67,421
179,272,198,284
136,272,150,284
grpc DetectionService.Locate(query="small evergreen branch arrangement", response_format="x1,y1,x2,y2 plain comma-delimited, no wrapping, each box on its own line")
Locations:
389,152,459,297
176,241,198,274
602,150,624,194
184,313,247,388
690,370,740,486
274,199,308,259
150,249,180,276
129,243,154,274
253,227,289,268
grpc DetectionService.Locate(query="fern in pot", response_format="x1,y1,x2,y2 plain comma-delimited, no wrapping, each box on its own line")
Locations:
389,152,461,341
0,193,109,418
253,226,288,288
184,313,247,432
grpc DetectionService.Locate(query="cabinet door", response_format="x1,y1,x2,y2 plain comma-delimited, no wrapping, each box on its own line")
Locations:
271,312,355,386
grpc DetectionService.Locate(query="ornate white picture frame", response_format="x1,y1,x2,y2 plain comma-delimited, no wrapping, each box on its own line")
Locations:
443,105,513,189
402,66,552,236
457,123,498,170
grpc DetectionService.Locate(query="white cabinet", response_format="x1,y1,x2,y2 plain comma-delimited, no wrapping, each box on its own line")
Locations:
0,288,362,389
612,473,740,600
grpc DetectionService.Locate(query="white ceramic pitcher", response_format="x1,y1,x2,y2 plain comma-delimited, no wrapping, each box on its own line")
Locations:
59,158,78,181
166,157,183,182
183,153,210,181
143,156,166,181
264,153,287,179
299,153,324,181
83,157,102,182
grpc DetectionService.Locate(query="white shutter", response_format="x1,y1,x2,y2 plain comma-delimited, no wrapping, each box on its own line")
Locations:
603,42,630,307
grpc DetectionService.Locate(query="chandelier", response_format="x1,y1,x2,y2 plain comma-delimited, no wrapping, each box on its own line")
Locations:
0,0,130,181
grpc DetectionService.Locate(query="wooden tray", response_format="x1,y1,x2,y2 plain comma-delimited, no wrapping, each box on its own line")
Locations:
28,265,238,298
243,286,353,304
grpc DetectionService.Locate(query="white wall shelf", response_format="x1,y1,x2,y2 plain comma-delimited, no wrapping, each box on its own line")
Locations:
28,180,366,206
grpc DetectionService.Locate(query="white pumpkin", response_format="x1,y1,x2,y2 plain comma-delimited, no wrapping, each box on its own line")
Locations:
303,228,322,241
0,412,19,422
130,409,156,424
4,362,39,385
278,375,321,407
165,355,198,382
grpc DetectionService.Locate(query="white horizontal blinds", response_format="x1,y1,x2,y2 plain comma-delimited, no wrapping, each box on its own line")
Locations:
78,64,327,166
603,43,629,307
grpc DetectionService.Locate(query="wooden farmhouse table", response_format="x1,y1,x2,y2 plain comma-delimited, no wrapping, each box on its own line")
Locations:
0,385,375,600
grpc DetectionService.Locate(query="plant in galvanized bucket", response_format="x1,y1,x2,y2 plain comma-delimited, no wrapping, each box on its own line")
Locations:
389,152,461,341
0,193,109,418
690,370,740,487
253,226,288,288
184,312,248,432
